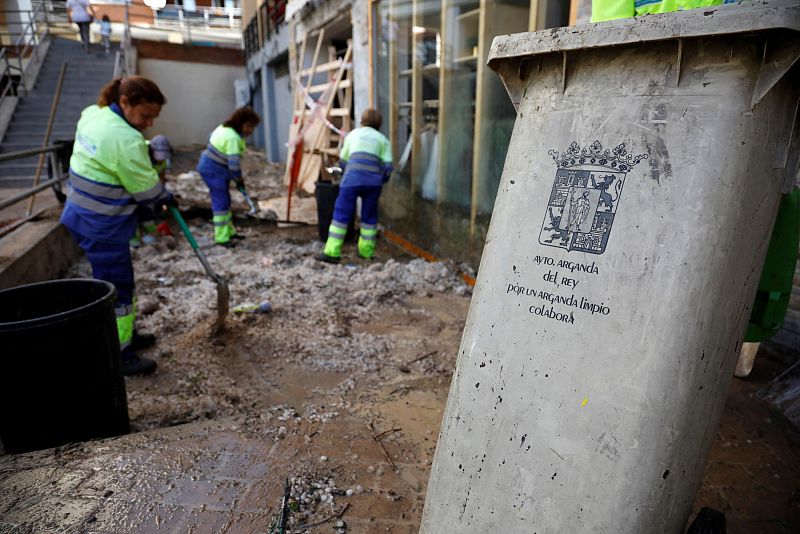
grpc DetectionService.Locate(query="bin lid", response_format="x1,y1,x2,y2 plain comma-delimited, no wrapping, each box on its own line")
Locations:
489,1,799,67
488,0,800,111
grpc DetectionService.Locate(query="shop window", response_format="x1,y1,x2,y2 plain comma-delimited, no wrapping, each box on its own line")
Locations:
375,1,569,225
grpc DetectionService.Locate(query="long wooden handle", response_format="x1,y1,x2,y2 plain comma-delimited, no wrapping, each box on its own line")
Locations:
26,62,67,216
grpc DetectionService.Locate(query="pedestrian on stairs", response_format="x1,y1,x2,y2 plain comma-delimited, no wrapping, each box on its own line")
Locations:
315,109,393,264
197,107,261,248
60,77,176,376
66,0,96,52
100,15,112,55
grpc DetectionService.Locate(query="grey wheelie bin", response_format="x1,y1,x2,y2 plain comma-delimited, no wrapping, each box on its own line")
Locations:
421,2,800,533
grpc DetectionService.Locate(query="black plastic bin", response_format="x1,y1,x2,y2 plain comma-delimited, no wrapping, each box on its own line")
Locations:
0,279,129,454
315,181,355,242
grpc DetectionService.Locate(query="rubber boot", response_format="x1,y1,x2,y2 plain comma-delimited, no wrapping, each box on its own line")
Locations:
358,224,378,259
130,331,156,351
121,350,157,376
317,222,345,263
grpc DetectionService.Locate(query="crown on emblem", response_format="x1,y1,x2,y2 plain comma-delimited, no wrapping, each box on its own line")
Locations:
548,140,648,172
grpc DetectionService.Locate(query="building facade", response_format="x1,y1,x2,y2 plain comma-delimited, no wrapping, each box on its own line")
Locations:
243,0,589,267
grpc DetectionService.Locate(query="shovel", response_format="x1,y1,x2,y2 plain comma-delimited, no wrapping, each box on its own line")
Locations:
169,207,229,333
236,183,259,216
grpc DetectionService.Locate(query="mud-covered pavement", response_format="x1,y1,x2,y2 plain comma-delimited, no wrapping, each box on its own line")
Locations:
1,149,799,533
0,149,475,533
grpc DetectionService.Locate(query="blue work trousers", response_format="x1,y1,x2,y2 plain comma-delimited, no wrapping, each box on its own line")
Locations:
332,185,382,227
198,158,233,213
68,229,134,308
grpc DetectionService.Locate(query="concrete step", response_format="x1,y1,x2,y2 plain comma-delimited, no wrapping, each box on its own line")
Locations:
0,135,74,144
0,133,76,144
34,82,111,91
35,77,112,85
0,164,38,179
10,117,80,125
0,38,117,179
6,123,78,132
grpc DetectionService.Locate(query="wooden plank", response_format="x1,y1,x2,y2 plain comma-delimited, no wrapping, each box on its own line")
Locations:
308,79,352,95
294,108,351,118
298,58,342,77
569,0,579,26
529,0,541,32
411,0,423,193
388,0,398,162
471,0,530,234
284,27,306,185
304,147,340,156
295,41,354,194
343,70,353,134
368,0,375,108
305,28,326,94
284,30,324,189
436,0,452,202
293,32,308,115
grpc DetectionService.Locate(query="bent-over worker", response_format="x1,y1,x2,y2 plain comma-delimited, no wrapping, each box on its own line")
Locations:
315,109,393,263
196,107,261,247
61,76,174,376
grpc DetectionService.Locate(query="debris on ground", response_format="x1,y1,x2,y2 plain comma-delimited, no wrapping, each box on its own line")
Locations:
2,147,798,533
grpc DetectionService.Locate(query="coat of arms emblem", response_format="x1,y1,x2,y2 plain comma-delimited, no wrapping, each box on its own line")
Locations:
539,141,648,255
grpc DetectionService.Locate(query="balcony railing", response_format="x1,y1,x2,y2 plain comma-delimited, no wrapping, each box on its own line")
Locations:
153,5,242,30
245,0,286,58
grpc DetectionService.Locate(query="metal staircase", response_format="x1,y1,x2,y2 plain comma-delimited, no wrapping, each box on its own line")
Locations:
0,37,115,187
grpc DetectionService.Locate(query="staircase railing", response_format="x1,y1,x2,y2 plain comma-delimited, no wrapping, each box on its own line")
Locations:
0,2,51,104
0,144,69,238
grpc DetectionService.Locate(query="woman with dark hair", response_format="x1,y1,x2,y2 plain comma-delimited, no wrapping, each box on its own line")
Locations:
197,106,261,247
60,77,174,376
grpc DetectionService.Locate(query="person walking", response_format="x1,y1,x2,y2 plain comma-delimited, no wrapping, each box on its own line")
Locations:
66,0,95,52
196,107,261,247
60,77,174,376
315,109,393,263
100,15,112,54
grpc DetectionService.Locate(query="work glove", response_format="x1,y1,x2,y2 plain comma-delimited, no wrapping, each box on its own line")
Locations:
156,191,178,210
381,163,394,184
234,177,245,191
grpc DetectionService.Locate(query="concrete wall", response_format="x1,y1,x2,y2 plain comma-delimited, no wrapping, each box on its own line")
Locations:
138,58,246,146
381,180,490,270
0,220,81,290
350,0,369,124
253,27,291,162
261,55,293,162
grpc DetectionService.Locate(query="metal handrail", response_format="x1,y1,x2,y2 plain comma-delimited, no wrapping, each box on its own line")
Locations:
0,48,16,101
0,145,62,163
0,2,50,99
0,173,67,212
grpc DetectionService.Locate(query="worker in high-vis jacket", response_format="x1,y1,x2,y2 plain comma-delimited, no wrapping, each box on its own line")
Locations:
315,109,393,263
60,76,174,376
591,0,736,21
197,107,261,247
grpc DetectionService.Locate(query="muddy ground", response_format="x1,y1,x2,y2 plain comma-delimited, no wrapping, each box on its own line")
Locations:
1,148,799,533
15,149,473,532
